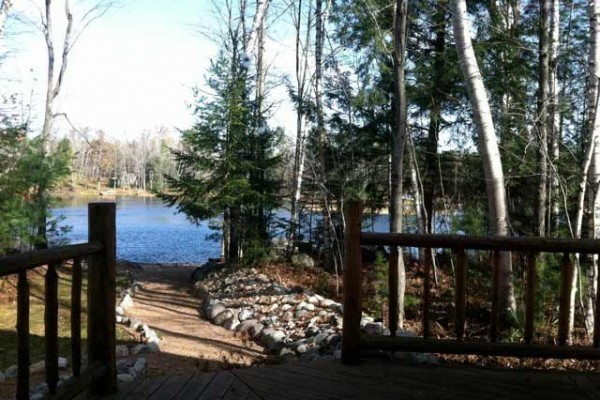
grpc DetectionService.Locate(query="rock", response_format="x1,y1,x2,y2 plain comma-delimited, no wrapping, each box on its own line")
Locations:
236,319,258,333
319,298,336,308
362,322,384,336
305,325,320,337
130,319,143,331
223,315,240,331
249,323,264,338
30,361,45,373
194,282,210,299
313,332,329,346
282,311,294,321
116,359,132,373
307,296,320,305
5,365,17,378
147,341,161,353
279,347,296,359
117,373,135,383
30,394,44,400
238,309,254,321
116,306,125,316
296,344,308,354
256,274,270,283
303,303,316,312
295,309,309,319
214,309,235,326
133,358,147,376
209,303,226,320
291,253,315,269
281,304,292,311
116,345,129,358
120,294,134,309
262,329,287,351
333,349,342,360
58,357,68,369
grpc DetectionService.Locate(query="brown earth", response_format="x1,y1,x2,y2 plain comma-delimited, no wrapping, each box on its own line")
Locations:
119,263,272,376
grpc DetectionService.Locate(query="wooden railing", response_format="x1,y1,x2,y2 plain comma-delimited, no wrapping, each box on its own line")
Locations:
342,201,600,365
0,203,117,400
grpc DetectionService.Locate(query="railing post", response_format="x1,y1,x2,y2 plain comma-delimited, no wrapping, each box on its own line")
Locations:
490,250,500,342
88,202,117,394
558,253,574,346
342,200,363,365
45,262,59,394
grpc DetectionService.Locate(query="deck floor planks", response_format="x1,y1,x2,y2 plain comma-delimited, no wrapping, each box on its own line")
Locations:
146,374,195,400
119,376,169,400
170,372,217,400
87,359,600,400
196,371,237,400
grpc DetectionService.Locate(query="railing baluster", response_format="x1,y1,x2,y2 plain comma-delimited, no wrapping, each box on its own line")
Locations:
16,270,30,400
388,246,399,337
71,258,83,377
558,253,574,346
490,250,500,343
594,253,600,347
525,252,537,344
423,248,432,339
45,262,59,395
455,247,467,341
342,201,363,365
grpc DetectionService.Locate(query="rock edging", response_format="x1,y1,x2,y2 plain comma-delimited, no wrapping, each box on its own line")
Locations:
191,264,438,364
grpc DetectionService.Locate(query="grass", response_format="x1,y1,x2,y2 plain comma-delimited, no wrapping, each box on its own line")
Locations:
0,264,135,371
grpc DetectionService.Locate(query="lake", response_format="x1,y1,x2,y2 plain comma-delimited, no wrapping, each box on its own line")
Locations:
53,196,221,264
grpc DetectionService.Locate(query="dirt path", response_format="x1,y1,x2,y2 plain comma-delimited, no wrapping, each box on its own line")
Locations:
120,264,270,376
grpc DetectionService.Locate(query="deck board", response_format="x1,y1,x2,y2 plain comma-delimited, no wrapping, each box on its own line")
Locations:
87,359,599,400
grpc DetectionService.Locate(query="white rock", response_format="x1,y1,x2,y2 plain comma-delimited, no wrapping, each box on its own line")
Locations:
236,319,258,333
362,322,384,336
214,309,234,326
307,296,320,305
238,309,254,321
223,315,240,331
281,304,292,311
30,361,45,373
304,303,316,312
58,357,69,369
209,303,226,320
319,299,336,308
120,294,134,309
5,365,17,378
117,373,135,382
116,306,125,316
133,358,147,375
116,345,129,358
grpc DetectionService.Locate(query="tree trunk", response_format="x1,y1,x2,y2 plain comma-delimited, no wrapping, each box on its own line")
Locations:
423,0,447,235
289,0,311,247
451,0,516,317
315,0,332,269
390,0,408,330
0,0,13,37
547,0,561,235
585,0,600,335
537,0,550,237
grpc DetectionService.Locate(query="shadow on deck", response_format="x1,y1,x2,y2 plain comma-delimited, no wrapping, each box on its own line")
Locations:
77,357,600,400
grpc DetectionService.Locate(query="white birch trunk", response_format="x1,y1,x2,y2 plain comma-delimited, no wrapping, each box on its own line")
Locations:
451,0,515,315
244,0,270,62
0,0,12,37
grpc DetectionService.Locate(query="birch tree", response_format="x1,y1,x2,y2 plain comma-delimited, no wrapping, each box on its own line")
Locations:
0,0,12,37
390,0,408,329
451,0,516,317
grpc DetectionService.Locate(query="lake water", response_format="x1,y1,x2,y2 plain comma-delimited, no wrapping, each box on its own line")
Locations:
53,196,221,264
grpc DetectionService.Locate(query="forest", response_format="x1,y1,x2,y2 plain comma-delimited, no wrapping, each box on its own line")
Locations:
1,0,599,346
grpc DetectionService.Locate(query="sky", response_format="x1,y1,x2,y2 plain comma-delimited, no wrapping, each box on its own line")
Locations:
1,0,298,140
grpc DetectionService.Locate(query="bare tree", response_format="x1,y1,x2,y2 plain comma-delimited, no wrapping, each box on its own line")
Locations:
0,0,13,37
451,0,516,317
390,0,408,329
32,0,113,247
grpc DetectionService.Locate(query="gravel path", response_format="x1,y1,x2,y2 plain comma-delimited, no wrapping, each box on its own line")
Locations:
120,263,270,376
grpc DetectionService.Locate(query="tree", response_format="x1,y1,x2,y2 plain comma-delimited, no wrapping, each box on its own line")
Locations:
161,1,282,266
451,0,516,318
0,0,12,37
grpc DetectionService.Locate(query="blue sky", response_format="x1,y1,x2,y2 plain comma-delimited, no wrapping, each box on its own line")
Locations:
1,0,297,139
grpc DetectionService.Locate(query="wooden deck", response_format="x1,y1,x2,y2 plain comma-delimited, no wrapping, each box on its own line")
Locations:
76,358,600,400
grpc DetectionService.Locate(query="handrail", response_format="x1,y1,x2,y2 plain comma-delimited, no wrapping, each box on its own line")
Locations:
0,242,103,276
1,203,117,400
342,201,600,365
